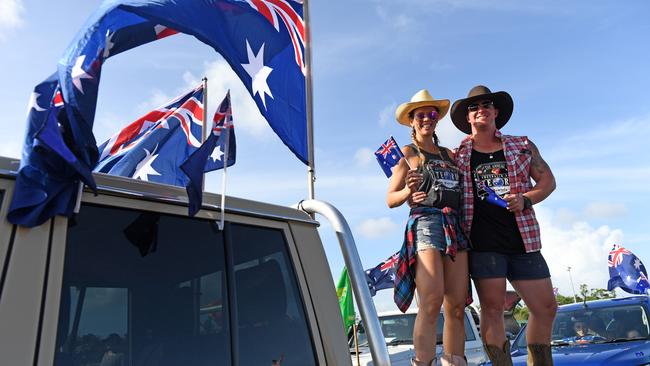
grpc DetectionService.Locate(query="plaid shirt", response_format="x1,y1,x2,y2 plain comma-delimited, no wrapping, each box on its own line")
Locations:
393,207,471,313
455,130,542,252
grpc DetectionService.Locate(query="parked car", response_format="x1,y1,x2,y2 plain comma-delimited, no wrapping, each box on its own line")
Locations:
483,296,650,365
350,307,488,365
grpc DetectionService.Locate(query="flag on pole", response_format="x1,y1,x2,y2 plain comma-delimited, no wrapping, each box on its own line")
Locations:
181,91,236,217
336,267,355,332
95,85,205,187
374,136,405,178
365,252,399,296
607,244,650,294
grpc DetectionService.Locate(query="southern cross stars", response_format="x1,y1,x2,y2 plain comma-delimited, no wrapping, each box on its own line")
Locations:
132,147,161,181
210,145,224,162
27,92,46,112
241,40,273,109
71,55,94,94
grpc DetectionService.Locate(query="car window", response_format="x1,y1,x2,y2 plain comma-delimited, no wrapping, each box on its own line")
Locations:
230,223,317,366
54,205,231,366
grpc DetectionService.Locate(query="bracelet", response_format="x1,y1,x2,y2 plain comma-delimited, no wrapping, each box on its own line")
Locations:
523,196,533,209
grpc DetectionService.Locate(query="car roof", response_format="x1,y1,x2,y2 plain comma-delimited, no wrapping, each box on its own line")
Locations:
0,156,316,225
558,296,650,312
376,307,473,317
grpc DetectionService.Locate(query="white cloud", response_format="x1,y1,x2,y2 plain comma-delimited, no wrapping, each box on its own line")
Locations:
537,205,623,298
379,102,397,127
435,115,466,149
0,0,24,40
356,217,399,239
354,147,374,167
584,202,628,219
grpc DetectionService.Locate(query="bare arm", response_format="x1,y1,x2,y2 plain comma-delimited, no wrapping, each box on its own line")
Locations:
505,140,556,212
386,146,421,208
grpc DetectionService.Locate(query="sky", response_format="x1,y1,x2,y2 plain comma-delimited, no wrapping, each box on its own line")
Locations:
1,0,650,313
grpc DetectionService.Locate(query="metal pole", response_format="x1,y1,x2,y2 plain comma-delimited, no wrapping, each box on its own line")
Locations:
295,200,390,366
201,77,208,192
303,0,316,200
353,322,360,366
567,266,578,303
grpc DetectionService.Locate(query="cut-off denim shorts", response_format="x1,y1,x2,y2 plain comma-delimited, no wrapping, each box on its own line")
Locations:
413,212,469,253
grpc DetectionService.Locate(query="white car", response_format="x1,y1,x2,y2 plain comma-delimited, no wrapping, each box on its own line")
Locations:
350,307,488,366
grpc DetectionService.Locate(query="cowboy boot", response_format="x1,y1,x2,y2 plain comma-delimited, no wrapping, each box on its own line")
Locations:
483,341,513,366
527,343,553,366
410,357,437,366
440,353,468,366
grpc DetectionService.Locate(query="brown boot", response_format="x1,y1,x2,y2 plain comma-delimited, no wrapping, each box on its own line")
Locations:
483,341,513,366
527,343,553,366
440,353,468,366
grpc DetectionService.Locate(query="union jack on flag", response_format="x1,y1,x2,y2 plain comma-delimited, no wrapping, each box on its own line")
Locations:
607,244,650,295
365,252,400,296
374,136,405,178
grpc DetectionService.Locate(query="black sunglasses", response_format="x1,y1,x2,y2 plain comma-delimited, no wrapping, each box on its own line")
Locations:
467,100,494,112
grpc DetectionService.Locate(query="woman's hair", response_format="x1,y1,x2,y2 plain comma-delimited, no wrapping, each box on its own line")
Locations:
408,109,440,167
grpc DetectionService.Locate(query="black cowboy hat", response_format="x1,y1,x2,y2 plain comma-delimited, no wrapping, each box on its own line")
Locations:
450,85,514,134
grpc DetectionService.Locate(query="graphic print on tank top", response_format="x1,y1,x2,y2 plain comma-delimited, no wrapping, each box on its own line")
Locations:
473,160,509,200
418,156,461,209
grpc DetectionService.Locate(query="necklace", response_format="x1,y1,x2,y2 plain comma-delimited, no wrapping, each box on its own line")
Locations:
489,153,493,159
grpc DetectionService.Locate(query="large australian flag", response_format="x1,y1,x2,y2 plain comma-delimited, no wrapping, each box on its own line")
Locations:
607,244,650,295
12,0,306,226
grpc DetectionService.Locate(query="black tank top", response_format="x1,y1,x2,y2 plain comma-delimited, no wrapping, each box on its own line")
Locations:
407,144,461,211
470,149,525,253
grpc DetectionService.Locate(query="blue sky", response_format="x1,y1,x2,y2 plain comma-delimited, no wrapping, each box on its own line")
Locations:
1,0,650,312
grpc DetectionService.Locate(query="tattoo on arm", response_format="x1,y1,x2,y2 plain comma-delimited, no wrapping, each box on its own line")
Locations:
529,141,550,175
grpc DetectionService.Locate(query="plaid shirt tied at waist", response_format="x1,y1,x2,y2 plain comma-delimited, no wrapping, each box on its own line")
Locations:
393,206,470,313
455,130,542,253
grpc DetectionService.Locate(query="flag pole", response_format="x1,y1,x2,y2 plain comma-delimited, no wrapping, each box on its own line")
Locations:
201,77,209,195
217,92,232,231
304,0,316,201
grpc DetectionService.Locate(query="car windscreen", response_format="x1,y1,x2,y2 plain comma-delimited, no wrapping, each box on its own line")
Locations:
516,303,650,348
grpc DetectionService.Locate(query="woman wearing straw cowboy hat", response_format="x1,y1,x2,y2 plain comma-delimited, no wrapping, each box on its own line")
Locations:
451,85,557,366
388,89,470,366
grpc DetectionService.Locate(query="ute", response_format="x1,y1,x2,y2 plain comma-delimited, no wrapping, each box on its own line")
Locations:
0,156,392,366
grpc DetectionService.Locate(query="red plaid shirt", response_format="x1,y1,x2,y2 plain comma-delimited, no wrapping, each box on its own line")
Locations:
455,131,542,252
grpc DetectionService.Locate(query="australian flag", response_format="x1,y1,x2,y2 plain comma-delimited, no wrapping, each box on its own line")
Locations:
477,181,508,209
365,252,399,296
12,0,307,227
95,85,205,187
7,75,97,227
181,91,236,216
607,244,650,295
375,136,405,178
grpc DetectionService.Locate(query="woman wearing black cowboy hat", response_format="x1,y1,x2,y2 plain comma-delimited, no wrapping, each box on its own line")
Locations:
451,86,557,366
388,89,470,366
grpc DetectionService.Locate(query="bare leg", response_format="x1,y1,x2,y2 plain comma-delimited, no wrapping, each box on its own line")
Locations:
413,248,445,364
511,278,557,344
474,277,507,346
442,251,469,356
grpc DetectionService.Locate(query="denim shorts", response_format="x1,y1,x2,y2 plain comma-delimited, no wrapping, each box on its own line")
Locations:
413,214,446,252
469,251,550,281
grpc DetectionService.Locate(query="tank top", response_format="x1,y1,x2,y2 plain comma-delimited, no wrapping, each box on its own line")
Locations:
407,144,461,211
469,149,525,253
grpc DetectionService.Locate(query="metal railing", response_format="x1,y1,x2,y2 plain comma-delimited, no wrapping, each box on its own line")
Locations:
295,199,390,366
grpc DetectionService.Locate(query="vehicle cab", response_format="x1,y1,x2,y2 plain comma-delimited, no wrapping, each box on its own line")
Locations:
0,156,355,366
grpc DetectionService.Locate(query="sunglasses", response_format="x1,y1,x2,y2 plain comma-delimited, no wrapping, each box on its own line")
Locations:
467,100,494,112
414,110,439,121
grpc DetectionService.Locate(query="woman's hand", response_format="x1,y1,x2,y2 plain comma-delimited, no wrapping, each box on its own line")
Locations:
405,169,422,192
408,191,427,207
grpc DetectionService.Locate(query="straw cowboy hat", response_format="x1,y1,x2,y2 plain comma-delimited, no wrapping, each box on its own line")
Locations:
450,85,514,134
395,89,450,126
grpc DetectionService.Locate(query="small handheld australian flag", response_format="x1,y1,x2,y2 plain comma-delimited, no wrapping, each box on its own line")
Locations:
375,136,405,178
